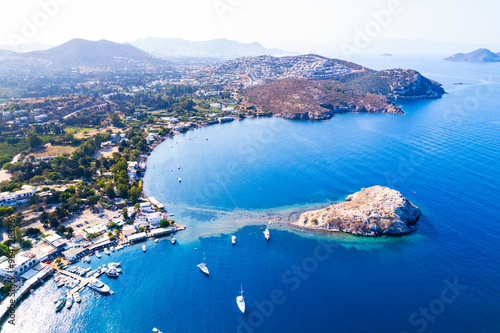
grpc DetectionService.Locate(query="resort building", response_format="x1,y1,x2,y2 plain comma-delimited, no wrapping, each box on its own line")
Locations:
146,212,165,228
0,185,37,207
0,253,39,279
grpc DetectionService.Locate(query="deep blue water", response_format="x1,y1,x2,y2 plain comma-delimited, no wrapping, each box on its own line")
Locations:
4,57,500,333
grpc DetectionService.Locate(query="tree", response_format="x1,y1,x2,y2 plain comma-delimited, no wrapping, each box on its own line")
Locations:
50,217,60,229
122,207,128,220
20,239,33,249
159,219,170,228
109,112,122,127
138,226,145,233
14,227,23,244
40,211,49,227
26,132,43,149
129,186,141,203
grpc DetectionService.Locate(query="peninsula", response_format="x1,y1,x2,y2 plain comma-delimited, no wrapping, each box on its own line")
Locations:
292,186,421,236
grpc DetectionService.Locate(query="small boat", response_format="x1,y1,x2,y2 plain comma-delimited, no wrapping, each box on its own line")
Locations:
177,177,182,182
84,256,91,263
66,294,74,309
95,251,101,258
177,166,180,169
232,235,236,245
155,239,158,243
236,284,245,313
197,254,209,276
54,295,66,312
264,227,270,241
142,245,146,252
106,268,119,278
169,213,174,216
89,278,111,294
74,292,81,303
104,248,110,255
171,237,176,245
110,247,115,252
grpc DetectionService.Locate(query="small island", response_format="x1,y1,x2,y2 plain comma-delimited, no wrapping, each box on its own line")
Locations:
444,48,500,63
292,186,421,236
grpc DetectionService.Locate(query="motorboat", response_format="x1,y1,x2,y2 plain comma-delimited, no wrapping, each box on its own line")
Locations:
74,292,81,303
89,278,110,294
106,267,119,278
84,256,91,263
104,248,110,255
232,235,236,245
54,295,66,312
264,228,270,241
95,251,101,258
236,285,245,313
171,237,176,245
155,239,158,243
142,245,146,252
66,294,74,309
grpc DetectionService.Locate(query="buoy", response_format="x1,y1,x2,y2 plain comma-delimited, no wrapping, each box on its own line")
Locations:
260,227,263,230
195,248,197,251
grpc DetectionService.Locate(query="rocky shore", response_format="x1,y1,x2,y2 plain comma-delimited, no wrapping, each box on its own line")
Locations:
291,186,421,236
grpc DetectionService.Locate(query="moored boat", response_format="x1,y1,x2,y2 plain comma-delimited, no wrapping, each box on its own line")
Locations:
142,245,146,252
54,295,66,312
106,267,119,278
74,291,81,303
171,237,176,245
232,235,236,245
89,278,111,294
96,251,101,258
104,248,110,255
66,294,74,309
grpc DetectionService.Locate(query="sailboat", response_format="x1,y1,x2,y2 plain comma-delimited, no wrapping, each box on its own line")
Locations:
197,254,209,276
236,284,245,313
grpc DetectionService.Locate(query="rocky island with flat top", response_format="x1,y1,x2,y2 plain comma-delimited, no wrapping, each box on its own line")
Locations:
292,186,421,236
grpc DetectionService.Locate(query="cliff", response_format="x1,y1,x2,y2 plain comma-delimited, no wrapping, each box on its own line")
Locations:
292,186,421,236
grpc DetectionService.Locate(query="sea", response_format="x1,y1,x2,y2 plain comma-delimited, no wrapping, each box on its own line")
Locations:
3,55,500,333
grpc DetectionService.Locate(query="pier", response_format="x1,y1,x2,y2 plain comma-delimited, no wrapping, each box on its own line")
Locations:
56,266,107,296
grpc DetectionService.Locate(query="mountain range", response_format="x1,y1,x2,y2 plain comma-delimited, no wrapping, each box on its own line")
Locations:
129,37,290,58
444,48,500,63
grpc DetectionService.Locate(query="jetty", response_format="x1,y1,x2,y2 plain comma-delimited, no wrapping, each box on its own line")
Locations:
56,266,107,296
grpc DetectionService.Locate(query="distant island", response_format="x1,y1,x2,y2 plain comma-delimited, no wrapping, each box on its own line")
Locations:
444,48,500,63
291,186,421,236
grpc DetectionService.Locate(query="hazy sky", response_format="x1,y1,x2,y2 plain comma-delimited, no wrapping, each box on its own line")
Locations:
0,0,498,47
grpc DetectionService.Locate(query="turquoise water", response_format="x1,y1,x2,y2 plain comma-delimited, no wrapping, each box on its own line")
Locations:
4,57,500,332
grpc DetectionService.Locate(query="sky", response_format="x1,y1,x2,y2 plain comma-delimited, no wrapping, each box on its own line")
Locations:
0,0,499,48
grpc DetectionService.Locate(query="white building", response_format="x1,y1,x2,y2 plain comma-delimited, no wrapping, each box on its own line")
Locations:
140,202,154,213
34,114,48,122
146,212,165,228
0,185,36,206
0,253,39,278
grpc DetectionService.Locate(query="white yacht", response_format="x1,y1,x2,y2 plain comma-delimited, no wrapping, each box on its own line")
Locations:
110,247,115,252
104,248,110,255
171,237,176,245
89,278,111,294
264,227,270,241
106,267,119,278
95,251,101,258
84,256,91,263
197,254,209,276
236,284,245,313
155,239,158,243
232,235,236,245
66,294,74,309
73,291,81,303
142,245,146,252
177,177,182,182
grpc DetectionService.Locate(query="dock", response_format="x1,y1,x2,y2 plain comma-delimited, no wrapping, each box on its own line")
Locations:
56,266,107,296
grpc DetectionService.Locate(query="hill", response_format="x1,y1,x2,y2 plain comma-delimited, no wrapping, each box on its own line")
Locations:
21,38,156,66
444,48,500,63
130,37,290,58
242,78,402,120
